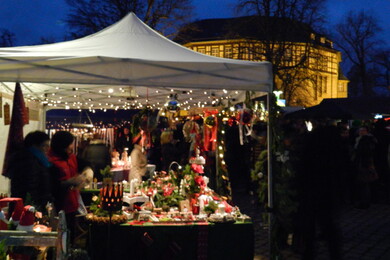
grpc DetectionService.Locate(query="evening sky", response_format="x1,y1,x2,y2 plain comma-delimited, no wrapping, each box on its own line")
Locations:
0,0,388,46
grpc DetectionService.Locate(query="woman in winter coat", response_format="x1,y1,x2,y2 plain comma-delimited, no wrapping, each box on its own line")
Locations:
48,131,86,243
9,131,52,212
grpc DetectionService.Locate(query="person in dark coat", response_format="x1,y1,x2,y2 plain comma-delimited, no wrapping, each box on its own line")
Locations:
160,130,179,172
352,126,378,208
296,122,344,260
9,131,53,212
81,136,111,181
115,126,133,154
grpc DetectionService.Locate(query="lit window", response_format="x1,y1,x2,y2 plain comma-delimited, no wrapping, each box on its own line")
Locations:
197,48,206,54
211,47,219,57
225,46,233,58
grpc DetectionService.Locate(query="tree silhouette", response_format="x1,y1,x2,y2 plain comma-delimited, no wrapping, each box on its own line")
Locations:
65,0,194,39
0,29,15,47
233,0,330,106
334,10,383,97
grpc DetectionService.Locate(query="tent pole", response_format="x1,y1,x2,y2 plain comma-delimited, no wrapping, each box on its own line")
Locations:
40,104,47,131
267,87,274,258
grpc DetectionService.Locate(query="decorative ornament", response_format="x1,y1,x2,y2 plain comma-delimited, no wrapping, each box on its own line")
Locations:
203,109,219,151
17,205,35,232
167,94,180,112
204,115,216,128
237,108,253,125
227,116,237,127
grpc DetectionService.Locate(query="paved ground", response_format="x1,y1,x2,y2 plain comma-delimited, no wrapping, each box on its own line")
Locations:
233,191,390,260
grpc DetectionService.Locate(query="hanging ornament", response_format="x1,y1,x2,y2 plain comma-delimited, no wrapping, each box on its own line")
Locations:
204,115,216,128
237,108,253,125
237,107,254,145
167,94,180,112
227,116,237,127
183,120,201,155
203,109,219,152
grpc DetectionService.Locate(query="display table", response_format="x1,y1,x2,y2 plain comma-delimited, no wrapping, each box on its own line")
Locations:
110,167,130,182
88,221,254,260
80,189,100,206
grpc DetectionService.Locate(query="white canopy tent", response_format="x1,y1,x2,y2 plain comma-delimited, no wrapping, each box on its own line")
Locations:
0,13,274,212
0,12,272,111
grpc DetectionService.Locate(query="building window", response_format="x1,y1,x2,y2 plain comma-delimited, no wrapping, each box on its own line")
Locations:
225,46,233,59
318,76,323,98
197,48,206,54
284,48,292,62
338,83,345,92
211,47,219,57
323,77,328,94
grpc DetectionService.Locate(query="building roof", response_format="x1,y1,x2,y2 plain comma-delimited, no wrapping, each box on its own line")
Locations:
175,16,333,48
338,66,349,81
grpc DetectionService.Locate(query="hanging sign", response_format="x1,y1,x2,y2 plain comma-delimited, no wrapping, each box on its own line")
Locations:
4,103,10,125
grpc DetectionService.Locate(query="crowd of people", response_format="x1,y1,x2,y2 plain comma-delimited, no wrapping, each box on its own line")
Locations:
4,116,390,259
7,130,89,247
268,118,390,260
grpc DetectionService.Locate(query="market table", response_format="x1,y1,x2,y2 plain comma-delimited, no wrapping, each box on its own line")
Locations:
87,221,254,260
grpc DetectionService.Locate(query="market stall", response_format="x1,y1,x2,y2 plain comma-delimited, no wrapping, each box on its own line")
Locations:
0,12,273,259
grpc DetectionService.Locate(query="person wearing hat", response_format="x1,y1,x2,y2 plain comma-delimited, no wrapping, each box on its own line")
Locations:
129,133,147,181
48,131,87,244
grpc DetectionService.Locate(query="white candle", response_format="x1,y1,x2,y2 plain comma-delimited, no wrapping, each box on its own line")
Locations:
130,179,135,196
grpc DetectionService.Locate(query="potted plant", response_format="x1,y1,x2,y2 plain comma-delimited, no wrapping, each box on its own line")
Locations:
100,166,113,186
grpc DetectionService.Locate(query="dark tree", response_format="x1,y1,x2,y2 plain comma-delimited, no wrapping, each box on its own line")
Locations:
233,0,328,106
65,0,194,39
0,29,15,47
373,49,390,91
334,10,383,97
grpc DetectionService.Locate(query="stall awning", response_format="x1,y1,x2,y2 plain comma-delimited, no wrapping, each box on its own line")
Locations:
0,13,272,110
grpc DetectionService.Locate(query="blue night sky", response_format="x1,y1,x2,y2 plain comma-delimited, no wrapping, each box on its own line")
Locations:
0,0,388,46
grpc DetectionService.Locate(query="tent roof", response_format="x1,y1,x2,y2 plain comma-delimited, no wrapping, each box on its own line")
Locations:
285,97,390,120
0,13,272,110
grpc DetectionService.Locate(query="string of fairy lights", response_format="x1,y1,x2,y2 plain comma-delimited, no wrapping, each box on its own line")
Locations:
20,84,246,113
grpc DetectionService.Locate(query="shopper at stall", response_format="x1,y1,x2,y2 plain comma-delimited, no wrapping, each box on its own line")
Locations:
130,133,147,181
115,125,133,154
296,121,344,260
8,131,53,212
160,130,179,172
352,125,378,208
48,131,87,244
81,134,111,181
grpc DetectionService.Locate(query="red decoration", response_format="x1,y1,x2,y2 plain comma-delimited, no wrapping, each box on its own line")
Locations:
228,116,237,126
2,83,28,176
237,109,253,125
194,176,206,189
203,109,218,151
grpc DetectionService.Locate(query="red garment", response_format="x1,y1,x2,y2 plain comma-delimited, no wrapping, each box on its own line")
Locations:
48,151,79,214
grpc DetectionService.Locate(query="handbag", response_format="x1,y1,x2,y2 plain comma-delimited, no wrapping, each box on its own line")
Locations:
357,165,378,183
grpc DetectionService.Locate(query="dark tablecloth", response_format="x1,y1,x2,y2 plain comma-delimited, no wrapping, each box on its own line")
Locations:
88,221,254,260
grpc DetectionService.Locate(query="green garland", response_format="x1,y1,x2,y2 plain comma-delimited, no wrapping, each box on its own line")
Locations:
250,94,299,259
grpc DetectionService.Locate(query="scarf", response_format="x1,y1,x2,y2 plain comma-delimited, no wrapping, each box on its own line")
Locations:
28,147,52,168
